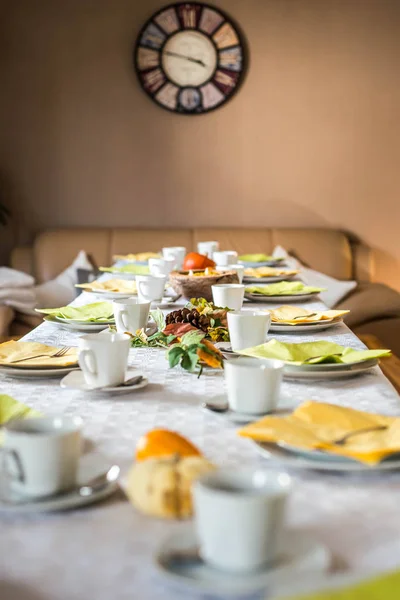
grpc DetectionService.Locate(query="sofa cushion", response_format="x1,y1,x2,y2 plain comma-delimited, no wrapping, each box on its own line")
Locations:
336,283,400,328
193,229,273,255
354,318,400,358
110,229,193,259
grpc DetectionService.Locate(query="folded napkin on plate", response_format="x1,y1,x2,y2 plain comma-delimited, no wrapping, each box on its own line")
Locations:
238,339,391,365
239,254,282,263
238,400,400,465
99,265,149,275
0,341,78,368
244,267,300,278
75,278,137,294
0,394,40,425
268,305,350,324
36,301,114,322
245,281,325,296
113,252,160,262
284,569,400,600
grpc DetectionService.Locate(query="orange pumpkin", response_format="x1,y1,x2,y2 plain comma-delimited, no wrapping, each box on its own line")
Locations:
135,429,202,462
183,252,216,271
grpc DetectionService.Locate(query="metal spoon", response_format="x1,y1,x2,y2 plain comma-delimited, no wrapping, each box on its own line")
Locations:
93,375,144,391
202,401,229,413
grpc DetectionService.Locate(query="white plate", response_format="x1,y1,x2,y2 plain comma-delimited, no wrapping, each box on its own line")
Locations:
239,260,286,268
252,440,400,472
243,274,297,284
155,527,329,596
245,292,320,303
60,369,149,394
0,365,80,379
43,316,112,332
85,290,138,300
270,319,343,333
284,358,378,379
0,453,119,513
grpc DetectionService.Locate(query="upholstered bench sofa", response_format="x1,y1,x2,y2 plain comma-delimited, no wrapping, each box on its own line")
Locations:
3,227,400,355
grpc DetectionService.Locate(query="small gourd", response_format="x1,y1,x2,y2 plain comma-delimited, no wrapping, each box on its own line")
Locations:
135,428,201,462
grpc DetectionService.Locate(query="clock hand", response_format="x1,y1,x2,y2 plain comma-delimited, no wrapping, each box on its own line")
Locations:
164,50,206,67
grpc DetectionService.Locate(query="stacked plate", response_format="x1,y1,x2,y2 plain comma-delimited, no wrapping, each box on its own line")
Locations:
245,291,321,303
44,315,113,332
270,317,343,333
243,274,298,284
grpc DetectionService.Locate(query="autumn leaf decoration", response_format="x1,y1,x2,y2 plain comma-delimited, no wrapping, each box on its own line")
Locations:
167,330,223,377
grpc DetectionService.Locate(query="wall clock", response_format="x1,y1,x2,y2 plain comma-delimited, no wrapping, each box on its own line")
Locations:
134,2,246,114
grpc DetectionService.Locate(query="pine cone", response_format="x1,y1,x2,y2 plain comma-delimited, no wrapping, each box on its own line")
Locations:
165,308,211,332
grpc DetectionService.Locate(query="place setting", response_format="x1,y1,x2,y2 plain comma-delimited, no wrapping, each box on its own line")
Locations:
268,305,349,333
0,401,120,513
0,340,80,379
242,265,300,284
75,277,139,299
244,281,326,303
36,301,115,332
238,253,287,268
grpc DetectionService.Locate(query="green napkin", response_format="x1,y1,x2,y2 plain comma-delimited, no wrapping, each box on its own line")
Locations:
0,394,40,442
239,254,281,262
286,569,400,600
245,281,325,296
100,265,149,275
36,301,114,323
238,339,391,365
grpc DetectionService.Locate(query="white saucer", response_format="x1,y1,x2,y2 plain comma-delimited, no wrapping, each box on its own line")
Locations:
0,453,119,513
245,292,320,303
155,527,329,596
0,365,80,379
283,358,378,380
270,319,343,333
60,369,149,394
44,315,112,332
243,274,297,284
253,440,400,472
201,394,293,423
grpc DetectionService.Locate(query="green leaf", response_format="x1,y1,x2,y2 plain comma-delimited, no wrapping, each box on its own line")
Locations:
210,318,215,327
181,351,199,372
180,330,205,346
150,308,166,332
168,346,185,368
165,334,178,344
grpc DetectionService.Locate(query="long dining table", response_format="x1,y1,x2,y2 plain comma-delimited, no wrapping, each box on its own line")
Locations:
1,286,400,600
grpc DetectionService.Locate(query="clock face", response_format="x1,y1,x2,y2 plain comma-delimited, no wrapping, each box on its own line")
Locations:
134,2,246,114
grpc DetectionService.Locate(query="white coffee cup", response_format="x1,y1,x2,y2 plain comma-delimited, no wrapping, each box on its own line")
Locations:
2,415,83,498
213,250,238,267
212,284,245,310
197,241,219,257
227,310,271,351
194,468,291,572
113,298,150,334
136,274,166,303
224,357,284,414
148,257,175,276
78,332,130,388
216,264,244,283
162,246,186,269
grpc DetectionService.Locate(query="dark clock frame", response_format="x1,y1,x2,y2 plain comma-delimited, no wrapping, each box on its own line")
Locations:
133,2,247,115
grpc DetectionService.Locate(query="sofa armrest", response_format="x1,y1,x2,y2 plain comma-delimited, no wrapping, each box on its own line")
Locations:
352,242,373,283
10,246,34,277
0,305,15,337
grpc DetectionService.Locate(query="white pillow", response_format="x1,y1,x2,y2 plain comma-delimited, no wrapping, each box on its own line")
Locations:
272,245,357,308
35,250,94,308
0,267,34,289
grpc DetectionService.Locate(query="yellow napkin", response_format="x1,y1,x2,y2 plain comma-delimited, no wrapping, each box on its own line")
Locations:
100,265,149,275
238,339,391,365
244,267,300,278
238,401,400,465
36,301,114,322
245,281,325,296
76,278,137,294
0,394,40,426
113,252,160,262
285,569,400,600
239,254,280,262
0,341,78,368
268,305,350,325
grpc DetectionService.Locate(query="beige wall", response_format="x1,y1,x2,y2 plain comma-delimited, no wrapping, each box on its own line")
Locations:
0,0,399,288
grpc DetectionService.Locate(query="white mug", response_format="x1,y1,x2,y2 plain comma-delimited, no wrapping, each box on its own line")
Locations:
113,298,150,333
162,246,186,270
197,241,219,258
136,274,166,303
213,250,238,267
212,284,245,310
2,416,83,498
216,264,244,283
78,332,130,388
224,357,284,414
227,310,271,351
148,257,175,276
194,468,291,572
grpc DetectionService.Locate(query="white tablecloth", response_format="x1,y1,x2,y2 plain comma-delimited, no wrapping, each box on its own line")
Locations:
1,291,399,600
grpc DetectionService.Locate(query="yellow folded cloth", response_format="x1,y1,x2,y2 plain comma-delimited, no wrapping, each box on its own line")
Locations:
245,281,325,296
0,341,78,368
238,400,400,465
238,339,391,365
244,267,300,278
0,394,40,426
100,265,149,275
239,254,280,262
113,252,160,262
268,305,350,325
76,278,137,294
285,569,400,600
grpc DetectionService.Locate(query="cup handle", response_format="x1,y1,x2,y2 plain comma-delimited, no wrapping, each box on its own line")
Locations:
116,310,129,332
137,281,147,299
1,448,25,483
79,349,97,376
